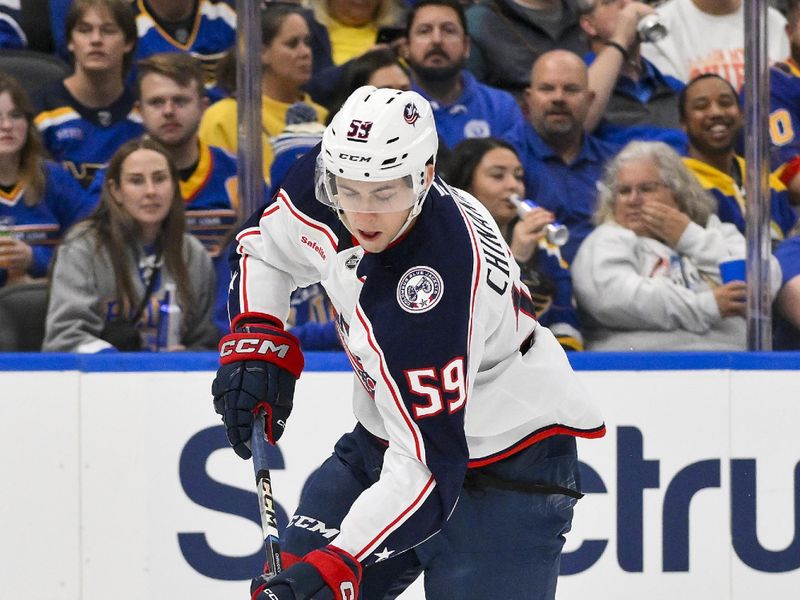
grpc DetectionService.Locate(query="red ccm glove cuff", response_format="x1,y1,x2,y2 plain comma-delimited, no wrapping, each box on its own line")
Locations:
304,546,362,600
218,330,304,378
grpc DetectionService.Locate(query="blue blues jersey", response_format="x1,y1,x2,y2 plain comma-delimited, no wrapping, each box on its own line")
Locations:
228,146,604,567
412,71,527,152
178,142,239,335
132,0,236,89
0,161,92,286
683,156,798,243
518,124,621,263
774,235,800,350
766,59,800,177
0,0,73,56
33,82,144,188
0,5,25,49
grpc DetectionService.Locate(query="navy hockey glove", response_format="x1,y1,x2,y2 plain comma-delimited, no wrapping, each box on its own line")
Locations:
212,314,304,459
250,546,361,600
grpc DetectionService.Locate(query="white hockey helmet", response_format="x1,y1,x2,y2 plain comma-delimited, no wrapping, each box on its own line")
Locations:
316,86,438,215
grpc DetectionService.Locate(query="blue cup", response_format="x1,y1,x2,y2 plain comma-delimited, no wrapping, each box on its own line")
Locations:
719,258,746,283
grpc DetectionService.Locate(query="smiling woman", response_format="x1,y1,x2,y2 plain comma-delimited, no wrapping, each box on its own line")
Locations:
43,138,219,353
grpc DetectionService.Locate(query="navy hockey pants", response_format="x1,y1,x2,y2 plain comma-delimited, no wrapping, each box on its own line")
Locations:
282,424,581,600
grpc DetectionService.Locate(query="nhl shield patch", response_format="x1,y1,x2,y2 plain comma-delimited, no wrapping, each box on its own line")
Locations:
397,266,443,313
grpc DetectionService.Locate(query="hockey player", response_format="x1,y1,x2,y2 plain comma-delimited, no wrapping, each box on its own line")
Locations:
212,86,605,600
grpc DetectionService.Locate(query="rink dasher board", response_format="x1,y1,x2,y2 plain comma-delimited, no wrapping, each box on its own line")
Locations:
1,352,798,599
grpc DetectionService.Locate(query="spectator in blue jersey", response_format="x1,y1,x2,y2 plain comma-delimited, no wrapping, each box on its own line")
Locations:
32,0,144,188
402,0,526,151
465,0,589,104
577,0,687,153
767,0,800,206
518,49,620,263
131,0,236,94
44,137,218,353
0,73,90,288
774,235,800,349
198,3,328,182
449,137,583,350
572,141,783,351
87,52,239,337
679,73,799,246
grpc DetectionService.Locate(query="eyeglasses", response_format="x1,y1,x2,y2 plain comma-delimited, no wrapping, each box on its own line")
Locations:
615,181,669,198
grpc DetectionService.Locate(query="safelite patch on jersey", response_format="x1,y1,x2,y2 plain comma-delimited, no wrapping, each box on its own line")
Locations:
397,266,443,313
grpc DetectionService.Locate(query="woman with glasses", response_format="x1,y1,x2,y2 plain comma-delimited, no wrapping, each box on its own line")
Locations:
0,73,89,288
572,140,782,351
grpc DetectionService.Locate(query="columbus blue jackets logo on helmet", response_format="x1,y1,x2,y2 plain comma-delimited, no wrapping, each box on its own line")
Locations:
403,103,420,126
397,266,443,313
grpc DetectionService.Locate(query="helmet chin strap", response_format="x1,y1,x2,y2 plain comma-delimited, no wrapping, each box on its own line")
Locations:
388,192,425,244
389,164,433,243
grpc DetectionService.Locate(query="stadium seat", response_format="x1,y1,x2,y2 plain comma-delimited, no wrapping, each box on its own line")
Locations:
0,281,49,351
0,49,69,98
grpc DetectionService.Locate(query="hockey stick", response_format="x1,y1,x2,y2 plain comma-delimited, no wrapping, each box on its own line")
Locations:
252,410,282,578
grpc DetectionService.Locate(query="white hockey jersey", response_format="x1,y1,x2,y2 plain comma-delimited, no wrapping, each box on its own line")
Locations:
229,146,605,565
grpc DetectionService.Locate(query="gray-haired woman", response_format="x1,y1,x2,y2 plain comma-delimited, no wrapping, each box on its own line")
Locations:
572,141,781,351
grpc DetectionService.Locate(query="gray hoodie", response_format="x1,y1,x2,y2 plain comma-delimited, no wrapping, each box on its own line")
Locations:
43,222,219,352
572,216,782,351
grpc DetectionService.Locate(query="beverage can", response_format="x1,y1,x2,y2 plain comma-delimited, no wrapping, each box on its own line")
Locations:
508,195,570,247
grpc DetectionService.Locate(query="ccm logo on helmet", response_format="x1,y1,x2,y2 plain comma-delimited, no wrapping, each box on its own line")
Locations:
219,338,290,358
338,153,371,162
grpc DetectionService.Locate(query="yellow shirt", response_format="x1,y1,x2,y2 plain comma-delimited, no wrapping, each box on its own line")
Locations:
327,19,378,65
198,94,328,183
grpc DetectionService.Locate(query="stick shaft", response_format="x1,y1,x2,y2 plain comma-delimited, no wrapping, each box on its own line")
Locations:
252,411,282,577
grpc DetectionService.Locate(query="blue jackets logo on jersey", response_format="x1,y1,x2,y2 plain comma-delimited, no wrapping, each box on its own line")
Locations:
397,266,443,313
